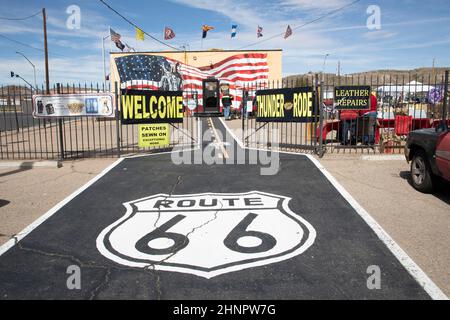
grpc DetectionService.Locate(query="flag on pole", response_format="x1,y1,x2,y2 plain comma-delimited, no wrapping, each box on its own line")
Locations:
110,27,125,51
231,24,237,38
164,27,176,40
257,25,263,38
202,25,214,38
284,25,292,39
135,27,144,41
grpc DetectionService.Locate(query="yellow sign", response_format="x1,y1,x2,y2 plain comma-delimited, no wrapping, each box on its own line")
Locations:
121,90,184,124
138,124,170,148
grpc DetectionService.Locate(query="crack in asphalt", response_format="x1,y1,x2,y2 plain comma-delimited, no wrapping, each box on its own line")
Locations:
145,199,224,300
12,240,161,299
89,268,112,300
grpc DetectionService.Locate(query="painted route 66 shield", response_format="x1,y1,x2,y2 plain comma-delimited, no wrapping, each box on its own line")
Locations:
96,191,316,278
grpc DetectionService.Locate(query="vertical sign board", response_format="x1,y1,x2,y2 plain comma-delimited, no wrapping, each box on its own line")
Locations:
334,86,371,110
138,124,170,148
256,87,317,122
120,89,184,124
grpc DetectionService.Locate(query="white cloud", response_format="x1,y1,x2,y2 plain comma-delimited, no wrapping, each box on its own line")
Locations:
363,30,397,40
279,0,349,11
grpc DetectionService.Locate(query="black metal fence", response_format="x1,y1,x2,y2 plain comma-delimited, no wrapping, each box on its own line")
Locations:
240,71,450,155
240,75,320,153
0,82,198,160
1,72,448,160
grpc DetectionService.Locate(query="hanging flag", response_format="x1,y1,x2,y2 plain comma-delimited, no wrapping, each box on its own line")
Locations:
257,25,263,38
110,27,125,51
164,27,176,40
135,27,144,41
202,25,214,39
284,25,292,39
231,24,237,38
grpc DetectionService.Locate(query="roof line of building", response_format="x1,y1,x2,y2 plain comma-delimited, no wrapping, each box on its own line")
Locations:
110,49,283,55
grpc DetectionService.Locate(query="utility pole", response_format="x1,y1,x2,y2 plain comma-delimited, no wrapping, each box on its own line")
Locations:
337,60,341,86
432,58,435,80
42,8,50,94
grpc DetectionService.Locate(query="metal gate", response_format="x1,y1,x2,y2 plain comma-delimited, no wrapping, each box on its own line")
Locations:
0,82,198,160
1,71,448,160
240,75,322,154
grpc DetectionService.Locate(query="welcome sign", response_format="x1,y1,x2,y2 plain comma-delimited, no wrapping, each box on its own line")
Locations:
334,86,371,110
256,87,317,122
120,89,184,124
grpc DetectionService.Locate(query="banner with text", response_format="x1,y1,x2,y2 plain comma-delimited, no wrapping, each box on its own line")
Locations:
32,93,114,118
121,89,184,124
334,86,371,110
256,87,317,122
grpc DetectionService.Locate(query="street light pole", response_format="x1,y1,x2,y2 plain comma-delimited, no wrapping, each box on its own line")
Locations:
322,53,330,81
16,51,37,90
102,34,110,89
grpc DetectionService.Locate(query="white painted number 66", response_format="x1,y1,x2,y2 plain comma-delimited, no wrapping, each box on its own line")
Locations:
97,191,316,278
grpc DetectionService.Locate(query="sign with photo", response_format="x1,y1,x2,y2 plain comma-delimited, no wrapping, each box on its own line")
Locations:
32,93,114,118
121,89,184,124
334,86,371,110
256,87,317,122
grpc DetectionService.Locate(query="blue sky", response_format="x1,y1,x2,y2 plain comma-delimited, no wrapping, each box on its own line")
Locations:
1,0,450,86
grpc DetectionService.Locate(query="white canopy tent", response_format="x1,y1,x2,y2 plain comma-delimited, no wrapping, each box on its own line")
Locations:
377,81,435,93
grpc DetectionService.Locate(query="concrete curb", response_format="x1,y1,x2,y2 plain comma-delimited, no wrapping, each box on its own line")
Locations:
360,155,406,161
0,161,62,169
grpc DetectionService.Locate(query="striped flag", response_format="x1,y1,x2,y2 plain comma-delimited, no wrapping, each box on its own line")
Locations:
284,25,292,39
257,25,263,38
110,27,125,51
231,24,237,38
115,53,269,110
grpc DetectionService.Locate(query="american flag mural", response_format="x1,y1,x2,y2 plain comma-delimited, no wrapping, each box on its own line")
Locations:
114,53,269,110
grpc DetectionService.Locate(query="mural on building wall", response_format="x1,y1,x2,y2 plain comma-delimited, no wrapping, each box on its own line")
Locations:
114,53,269,109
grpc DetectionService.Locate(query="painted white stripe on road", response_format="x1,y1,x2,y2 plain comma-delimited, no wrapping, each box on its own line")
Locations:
209,117,229,159
0,157,125,257
219,117,448,300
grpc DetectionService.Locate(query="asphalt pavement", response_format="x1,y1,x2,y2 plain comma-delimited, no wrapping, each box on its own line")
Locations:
0,117,439,299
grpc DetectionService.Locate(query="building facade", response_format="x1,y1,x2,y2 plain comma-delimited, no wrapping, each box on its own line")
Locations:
110,49,282,112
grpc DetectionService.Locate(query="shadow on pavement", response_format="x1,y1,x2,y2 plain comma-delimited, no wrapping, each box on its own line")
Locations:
399,170,450,205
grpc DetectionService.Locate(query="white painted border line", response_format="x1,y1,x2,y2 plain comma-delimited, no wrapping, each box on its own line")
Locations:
219,117,448,300
0,158,125,257
0,118,203,257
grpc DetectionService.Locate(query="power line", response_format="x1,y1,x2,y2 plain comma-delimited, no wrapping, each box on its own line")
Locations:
0,33,67,58
0,33,44,52
98,0,182,51
238,0,363,50
0,11,41,20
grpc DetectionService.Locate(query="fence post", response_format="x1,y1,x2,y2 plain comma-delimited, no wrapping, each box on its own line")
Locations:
56,83,64,160
115,81,121,158
241,86,245,145
442,70,449,124
317,76,325,158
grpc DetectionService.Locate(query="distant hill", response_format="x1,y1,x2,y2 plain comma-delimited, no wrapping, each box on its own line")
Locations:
284,67,449,86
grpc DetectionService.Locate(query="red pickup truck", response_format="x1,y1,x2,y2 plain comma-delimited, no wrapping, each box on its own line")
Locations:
405,123,450,193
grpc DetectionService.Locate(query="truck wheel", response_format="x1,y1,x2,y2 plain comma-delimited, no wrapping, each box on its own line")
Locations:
410,150,434,193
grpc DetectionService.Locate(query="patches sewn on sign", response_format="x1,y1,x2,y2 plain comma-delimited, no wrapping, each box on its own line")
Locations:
96,191,316,278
